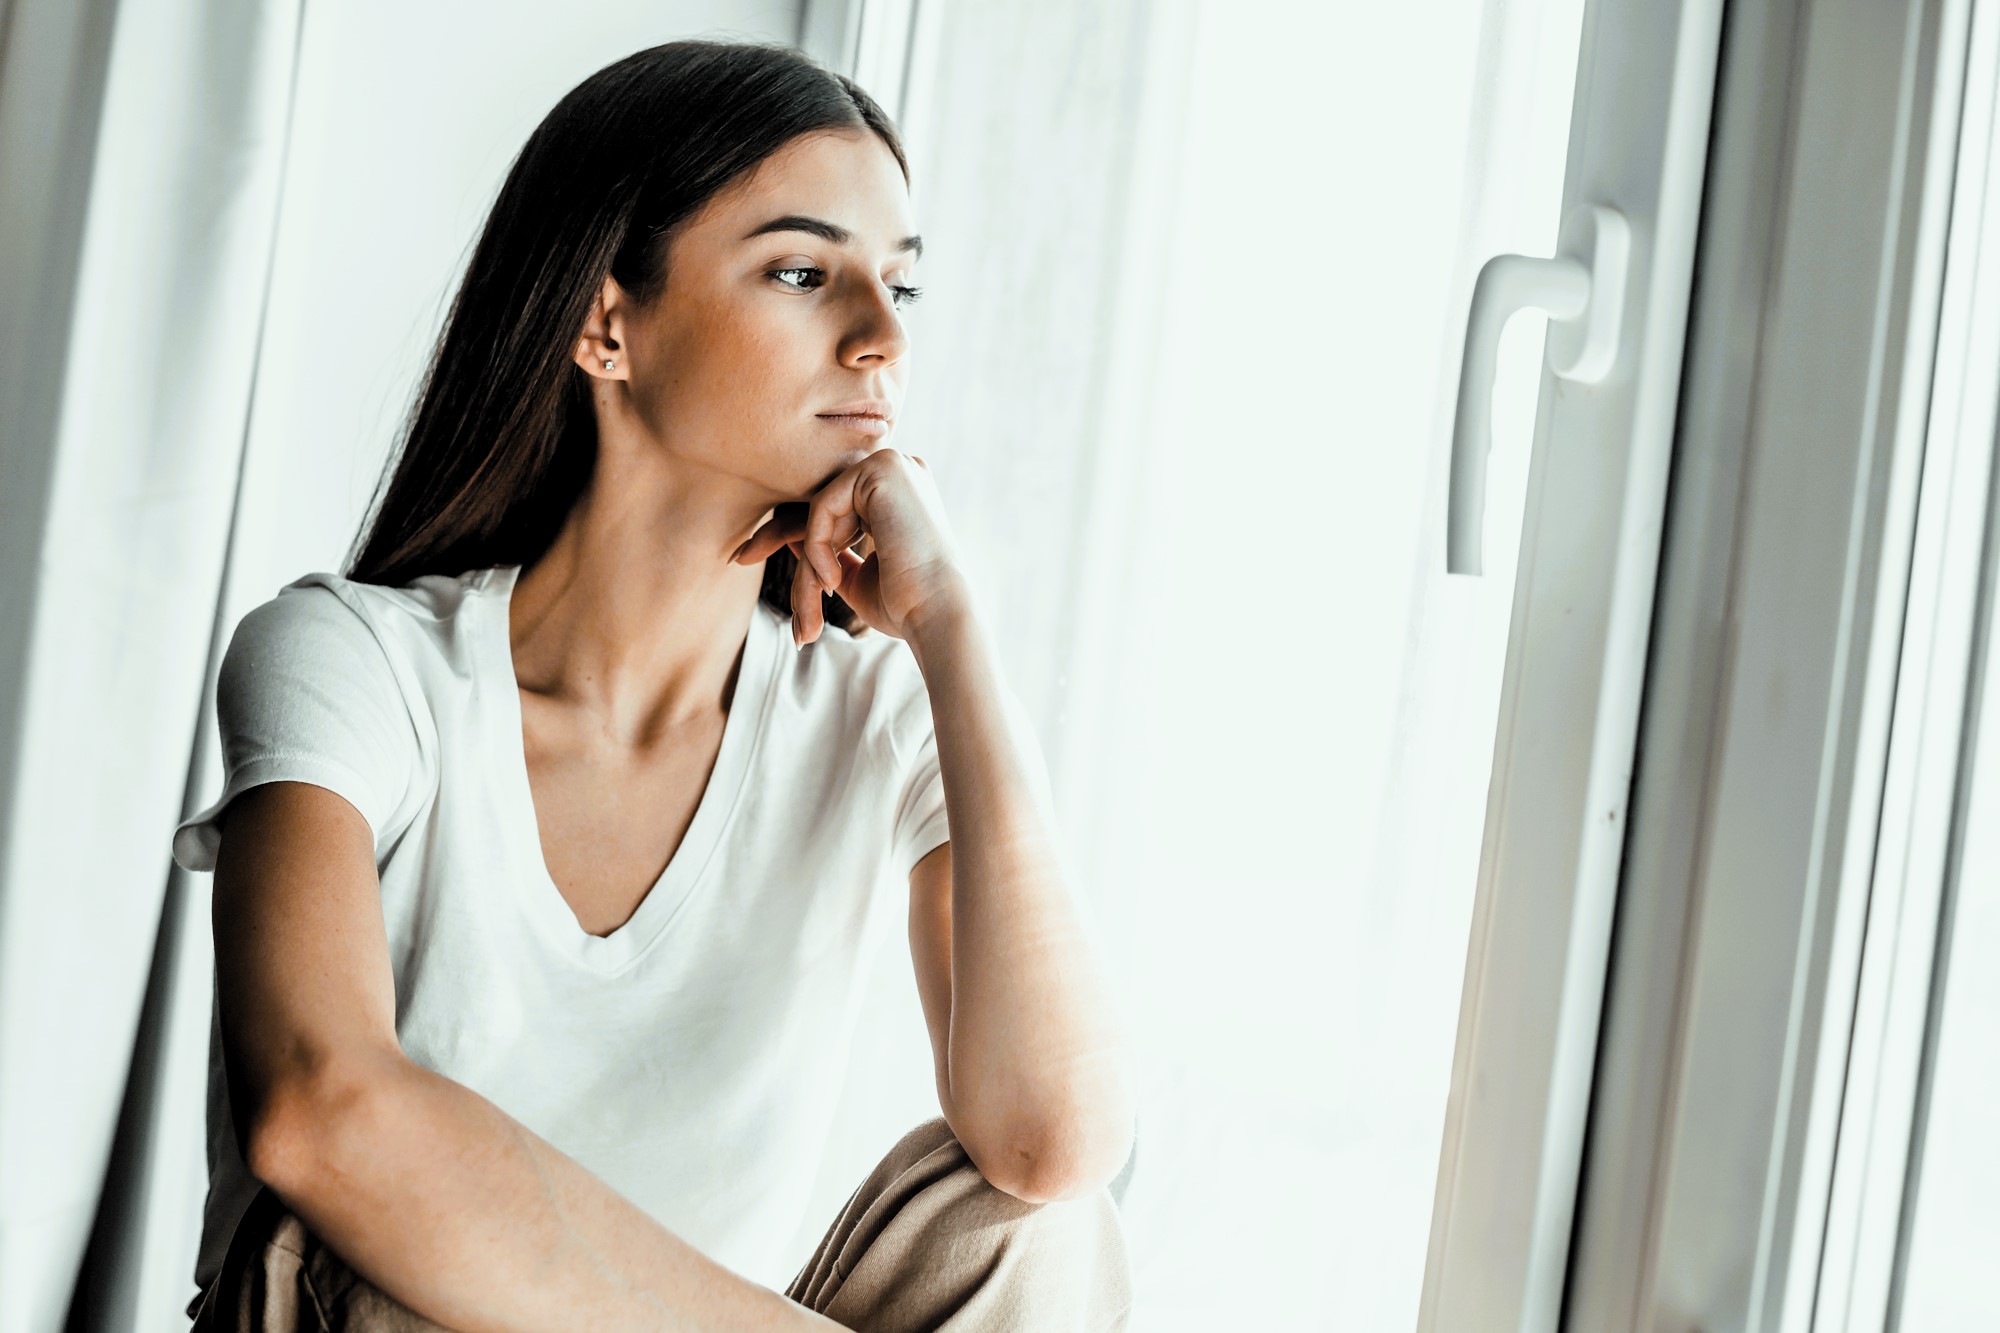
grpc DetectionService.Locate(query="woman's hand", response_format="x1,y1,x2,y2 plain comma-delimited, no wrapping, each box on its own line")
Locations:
730,448,973,645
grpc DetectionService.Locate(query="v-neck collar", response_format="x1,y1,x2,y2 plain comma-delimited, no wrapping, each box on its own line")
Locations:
474,564,782,975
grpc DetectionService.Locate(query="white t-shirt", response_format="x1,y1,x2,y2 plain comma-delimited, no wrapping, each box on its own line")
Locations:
170,562,961,1295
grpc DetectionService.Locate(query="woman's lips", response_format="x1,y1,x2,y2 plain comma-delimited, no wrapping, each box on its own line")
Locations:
816,413,890,436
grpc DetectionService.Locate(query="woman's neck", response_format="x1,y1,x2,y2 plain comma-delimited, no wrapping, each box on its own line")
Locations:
507,464,772,749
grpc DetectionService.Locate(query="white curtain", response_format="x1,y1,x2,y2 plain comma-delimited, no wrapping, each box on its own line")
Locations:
0,1,302,1327
933,1,1584,1327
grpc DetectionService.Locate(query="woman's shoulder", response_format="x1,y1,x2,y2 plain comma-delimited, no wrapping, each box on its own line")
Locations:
267,564,493,625
776,609,933,747
796,610,924,684
226,565,498,710
242,565,495,645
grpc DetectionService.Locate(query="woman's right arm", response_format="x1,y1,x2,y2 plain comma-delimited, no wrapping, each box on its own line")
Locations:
213,780,844,1333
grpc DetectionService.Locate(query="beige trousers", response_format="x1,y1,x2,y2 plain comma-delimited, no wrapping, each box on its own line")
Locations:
184,1116,1134,1331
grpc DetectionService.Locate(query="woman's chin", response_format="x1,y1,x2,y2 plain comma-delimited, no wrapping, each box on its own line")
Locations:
799,450,875,494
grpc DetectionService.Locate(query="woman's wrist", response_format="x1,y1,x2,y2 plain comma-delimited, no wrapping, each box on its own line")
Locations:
903,579,980,665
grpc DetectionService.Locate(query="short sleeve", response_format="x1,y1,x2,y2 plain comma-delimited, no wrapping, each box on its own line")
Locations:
171,581,422,873
888,661,1055,881
891,708,951,880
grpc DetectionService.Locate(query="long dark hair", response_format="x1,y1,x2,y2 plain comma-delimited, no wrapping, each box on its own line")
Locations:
344,39,909,636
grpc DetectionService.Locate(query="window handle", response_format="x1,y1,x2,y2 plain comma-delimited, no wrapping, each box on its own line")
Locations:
1449,204,1633,575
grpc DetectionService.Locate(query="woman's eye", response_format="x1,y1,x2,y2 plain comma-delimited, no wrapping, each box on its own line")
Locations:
769,267,923,308
771,266,824,293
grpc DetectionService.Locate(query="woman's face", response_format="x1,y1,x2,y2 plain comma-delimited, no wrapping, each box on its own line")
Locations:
595,128,920,504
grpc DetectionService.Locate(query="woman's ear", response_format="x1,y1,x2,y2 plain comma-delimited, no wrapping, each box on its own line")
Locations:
574,273,628,378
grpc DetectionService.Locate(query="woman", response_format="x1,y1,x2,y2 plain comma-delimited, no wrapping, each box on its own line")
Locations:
170,38,1136,1332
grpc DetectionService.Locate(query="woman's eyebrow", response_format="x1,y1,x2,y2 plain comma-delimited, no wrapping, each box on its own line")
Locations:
741,214,923,262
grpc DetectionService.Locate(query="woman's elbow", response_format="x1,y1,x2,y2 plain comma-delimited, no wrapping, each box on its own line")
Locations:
991,1110,1137,1204
245,1063,393,1199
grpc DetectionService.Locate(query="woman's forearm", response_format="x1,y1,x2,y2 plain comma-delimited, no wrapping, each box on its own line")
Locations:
904,595,1138,1201
253,1053,842,1333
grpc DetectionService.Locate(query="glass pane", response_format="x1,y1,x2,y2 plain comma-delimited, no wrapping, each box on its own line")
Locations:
1892,369,2000,1330
1094,1,1587,1326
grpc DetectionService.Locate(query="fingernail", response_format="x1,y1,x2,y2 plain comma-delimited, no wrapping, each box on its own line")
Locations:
811,552,837,588
731,538,750,562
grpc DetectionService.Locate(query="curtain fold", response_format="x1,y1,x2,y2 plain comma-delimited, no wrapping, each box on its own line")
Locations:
0,2,304,1328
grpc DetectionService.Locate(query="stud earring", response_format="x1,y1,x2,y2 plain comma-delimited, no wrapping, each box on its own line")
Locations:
603,358,615,370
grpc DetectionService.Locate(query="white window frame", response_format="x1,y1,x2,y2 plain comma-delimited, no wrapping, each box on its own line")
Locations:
1418,0,1727,1326
1565,0,1982,1328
